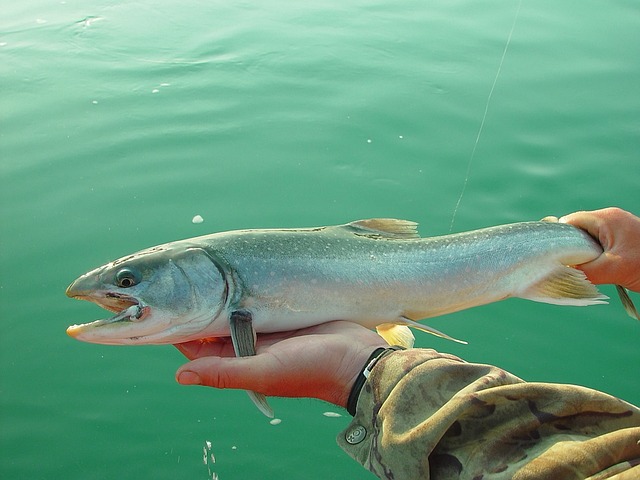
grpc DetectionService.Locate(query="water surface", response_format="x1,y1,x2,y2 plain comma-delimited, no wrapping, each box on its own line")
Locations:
1,1,639,479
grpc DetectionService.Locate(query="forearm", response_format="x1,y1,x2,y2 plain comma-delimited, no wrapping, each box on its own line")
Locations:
338,349,640,480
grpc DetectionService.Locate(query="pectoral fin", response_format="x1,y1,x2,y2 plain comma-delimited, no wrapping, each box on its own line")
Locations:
229,310,274,418
616,285,640,320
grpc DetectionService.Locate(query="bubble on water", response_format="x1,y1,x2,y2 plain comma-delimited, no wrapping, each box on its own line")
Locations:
192,214,204,224
152,89,160,94
203,440,218,479
79,16,102,27
323,411,342,418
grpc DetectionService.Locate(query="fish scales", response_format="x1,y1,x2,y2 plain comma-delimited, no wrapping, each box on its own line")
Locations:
66,218,636,416
66,219,605,346
197,221,600,334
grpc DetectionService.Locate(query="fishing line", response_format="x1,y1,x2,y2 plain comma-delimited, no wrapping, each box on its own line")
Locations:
449,0,523,231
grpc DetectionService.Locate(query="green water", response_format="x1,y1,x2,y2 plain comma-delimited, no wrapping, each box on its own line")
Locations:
1,0,639,478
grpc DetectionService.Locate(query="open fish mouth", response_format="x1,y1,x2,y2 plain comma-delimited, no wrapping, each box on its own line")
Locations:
66,289,139,313
66,291,150,337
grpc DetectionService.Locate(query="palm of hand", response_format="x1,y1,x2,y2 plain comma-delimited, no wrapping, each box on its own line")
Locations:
174,321,387,408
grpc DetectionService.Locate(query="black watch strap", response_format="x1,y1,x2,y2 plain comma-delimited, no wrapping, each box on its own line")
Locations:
346,346,405,416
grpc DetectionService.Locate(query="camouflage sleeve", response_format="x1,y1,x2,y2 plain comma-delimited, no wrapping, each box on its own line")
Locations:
337,348,640,480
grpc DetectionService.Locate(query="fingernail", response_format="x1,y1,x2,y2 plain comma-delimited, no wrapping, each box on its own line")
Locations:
177,370,201,385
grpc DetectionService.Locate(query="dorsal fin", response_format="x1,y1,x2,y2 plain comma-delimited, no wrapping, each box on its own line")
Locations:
345,218,420,239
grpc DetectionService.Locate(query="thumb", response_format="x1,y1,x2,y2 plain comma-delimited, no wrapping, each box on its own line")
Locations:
176,355,274,392
559,210,607,253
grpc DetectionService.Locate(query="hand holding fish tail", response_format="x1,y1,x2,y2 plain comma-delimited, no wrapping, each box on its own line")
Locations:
561,207,640,320
560,207,640,293
175,321,387,409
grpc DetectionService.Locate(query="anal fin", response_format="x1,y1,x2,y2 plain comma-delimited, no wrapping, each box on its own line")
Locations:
229,310,274,418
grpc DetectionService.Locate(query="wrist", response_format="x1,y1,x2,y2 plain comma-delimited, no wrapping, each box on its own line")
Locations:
346,346,405,416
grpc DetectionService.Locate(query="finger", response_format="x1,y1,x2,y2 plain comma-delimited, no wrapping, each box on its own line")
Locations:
175,354,280,394
173,338,235,360
559,211,605,245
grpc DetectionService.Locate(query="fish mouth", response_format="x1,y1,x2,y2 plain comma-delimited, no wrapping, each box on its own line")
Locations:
66,289,150,338
69,290,139,313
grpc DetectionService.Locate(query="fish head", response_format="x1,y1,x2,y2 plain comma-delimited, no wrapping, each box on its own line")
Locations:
66,244,228,345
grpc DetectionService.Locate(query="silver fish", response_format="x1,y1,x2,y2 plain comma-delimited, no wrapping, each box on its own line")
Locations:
66,218,612,417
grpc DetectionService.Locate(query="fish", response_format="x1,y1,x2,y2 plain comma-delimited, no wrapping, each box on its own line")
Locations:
66,218,618,417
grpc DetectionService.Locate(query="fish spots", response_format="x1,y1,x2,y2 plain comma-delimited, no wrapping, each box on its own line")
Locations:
112,254,137,267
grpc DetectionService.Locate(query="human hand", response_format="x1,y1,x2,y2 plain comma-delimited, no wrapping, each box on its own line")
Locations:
560,207,640,293
174,321,387,409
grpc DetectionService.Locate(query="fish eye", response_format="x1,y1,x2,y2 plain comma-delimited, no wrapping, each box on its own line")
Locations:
115,268,141,288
